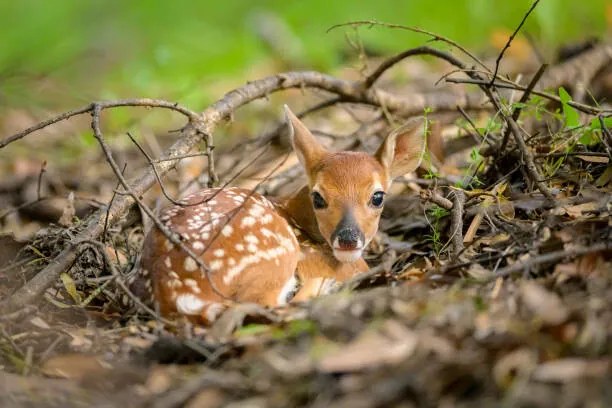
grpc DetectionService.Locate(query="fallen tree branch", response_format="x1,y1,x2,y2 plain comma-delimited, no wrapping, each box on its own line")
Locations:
494,242,611,278
450,189,466,258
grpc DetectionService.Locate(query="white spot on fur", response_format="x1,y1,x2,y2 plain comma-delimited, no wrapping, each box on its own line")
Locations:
241,216,256,227
245,234,259,244
193,241,205,251
247,243,258,253
249,204,265,217
164,257,172,268
221,224,233,236
184,257,198,272
164,240,173,251
223,239,297,285
235,243,244,251
176,294,206,315
209,259,223,271
213,248,225,257
183,278,202,294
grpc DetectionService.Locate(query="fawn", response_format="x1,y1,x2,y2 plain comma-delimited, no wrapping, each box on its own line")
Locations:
134,106,426,324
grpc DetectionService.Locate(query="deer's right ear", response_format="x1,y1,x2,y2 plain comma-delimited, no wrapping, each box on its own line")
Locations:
375,118,427,179
284,105,327,174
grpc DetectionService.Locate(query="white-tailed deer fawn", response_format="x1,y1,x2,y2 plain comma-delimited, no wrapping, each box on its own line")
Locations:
135,106,426,324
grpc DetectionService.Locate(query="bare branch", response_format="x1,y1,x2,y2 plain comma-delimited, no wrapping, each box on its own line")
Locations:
0,99,200,149
489,0,540,86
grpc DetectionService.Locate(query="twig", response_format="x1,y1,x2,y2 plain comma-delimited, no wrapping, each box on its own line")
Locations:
598,115,612,160
450,189,466,258
497,63,548,153
36,161,47,201
103,163,127,242
365,46,467,88
420,190,453,210
489,0,541,87
77,240,174,325
457,106,487,144
534,151,611,159
494,100,554,201
328,20,490,73
149,369,245,408
335,264,387,292
494,242,611,278
446,77,605,115
0,99,200,149
126,131,184,206
256,97,342,147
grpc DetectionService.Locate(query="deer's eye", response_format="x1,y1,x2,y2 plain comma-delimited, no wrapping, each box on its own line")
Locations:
370,191,385,208
311,191,327,209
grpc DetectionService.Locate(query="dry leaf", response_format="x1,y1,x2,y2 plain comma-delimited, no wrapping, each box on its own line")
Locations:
520,282,569,325
318,320,417,373
576,155,609,163
29,316,50,330
41,354,110,380
464,212,483,244
143,365,179,394
465,263,494,281
58,191,76,227
185,389,226,408
532,358,609,383
122,336,154,349
493,348,538,388
563,201,600,218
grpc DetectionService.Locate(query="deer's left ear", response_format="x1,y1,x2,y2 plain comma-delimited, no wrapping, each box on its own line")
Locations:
284,105,328,177
375,118,427,179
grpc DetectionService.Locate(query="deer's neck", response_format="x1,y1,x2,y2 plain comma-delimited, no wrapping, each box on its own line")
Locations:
275,186,325,244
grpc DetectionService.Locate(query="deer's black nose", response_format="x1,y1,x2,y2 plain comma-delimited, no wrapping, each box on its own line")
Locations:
331,211,364,250
336,227,361,249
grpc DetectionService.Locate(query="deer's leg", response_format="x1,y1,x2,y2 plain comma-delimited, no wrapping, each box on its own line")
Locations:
292,277,329,302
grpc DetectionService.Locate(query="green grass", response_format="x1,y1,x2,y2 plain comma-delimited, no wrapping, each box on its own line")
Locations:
0,0,608,111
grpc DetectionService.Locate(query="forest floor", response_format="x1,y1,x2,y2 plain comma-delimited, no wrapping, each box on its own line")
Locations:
1,30,611,407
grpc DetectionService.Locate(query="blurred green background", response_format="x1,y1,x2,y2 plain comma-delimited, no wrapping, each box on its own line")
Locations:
1,0,609,112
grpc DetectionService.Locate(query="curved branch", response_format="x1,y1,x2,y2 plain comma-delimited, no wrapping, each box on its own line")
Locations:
365,46,467,88
0,99,201,149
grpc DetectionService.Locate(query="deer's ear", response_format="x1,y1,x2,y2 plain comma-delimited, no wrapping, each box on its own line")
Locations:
375,118,427,179
284,105,328,174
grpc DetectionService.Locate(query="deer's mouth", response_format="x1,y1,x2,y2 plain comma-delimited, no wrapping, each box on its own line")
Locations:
332,236,364,263
332,247,363,263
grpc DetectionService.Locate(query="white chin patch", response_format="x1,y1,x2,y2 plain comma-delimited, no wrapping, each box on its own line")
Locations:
332,248,363,263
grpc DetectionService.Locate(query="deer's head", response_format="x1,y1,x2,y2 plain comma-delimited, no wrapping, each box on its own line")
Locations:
285,105,426,263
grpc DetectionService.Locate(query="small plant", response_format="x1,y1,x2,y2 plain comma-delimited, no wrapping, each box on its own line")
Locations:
425,204,450,257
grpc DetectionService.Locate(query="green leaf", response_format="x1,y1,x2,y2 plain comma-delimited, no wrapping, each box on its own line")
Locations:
234,323,271,337
558,87,580,128
60,272,82,304
579,129,599,146
589,117,612,130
